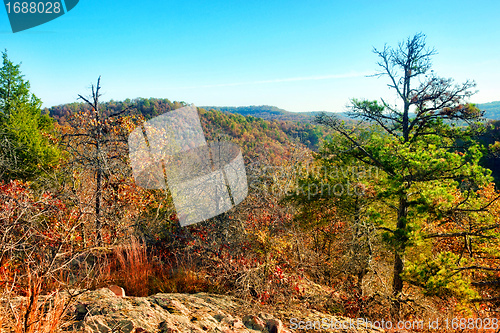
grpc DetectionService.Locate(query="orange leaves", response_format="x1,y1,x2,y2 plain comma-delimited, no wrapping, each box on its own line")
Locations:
0,179,30,199
0,180,65,225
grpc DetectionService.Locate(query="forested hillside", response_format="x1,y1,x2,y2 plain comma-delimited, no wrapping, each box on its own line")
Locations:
479,119,500,182
47,99,333,151
477,101,500,119
200,105,292,119
201,104,353,124
202,102,500,122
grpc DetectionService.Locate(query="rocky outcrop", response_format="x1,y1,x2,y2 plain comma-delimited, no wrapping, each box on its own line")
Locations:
62,288,383,333
67,288,287,333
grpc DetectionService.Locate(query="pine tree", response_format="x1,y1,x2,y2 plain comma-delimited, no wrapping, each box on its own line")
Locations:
316,33,500,317
0,51,60,180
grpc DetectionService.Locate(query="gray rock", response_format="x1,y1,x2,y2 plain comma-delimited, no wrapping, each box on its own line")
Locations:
2,288,383,332
69,289,292,333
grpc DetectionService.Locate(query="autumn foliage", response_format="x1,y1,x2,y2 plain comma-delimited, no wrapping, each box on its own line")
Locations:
3,42,500,332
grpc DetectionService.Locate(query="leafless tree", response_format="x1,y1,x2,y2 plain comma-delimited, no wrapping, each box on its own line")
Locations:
62,77,131,245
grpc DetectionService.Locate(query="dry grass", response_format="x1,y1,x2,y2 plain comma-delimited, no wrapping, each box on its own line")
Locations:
109,237,153,297
0,274,68,333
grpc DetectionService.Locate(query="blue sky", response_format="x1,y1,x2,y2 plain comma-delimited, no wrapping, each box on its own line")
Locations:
1,0,499,112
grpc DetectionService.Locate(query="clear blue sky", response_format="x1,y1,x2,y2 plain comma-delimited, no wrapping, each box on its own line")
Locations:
1,0,499,112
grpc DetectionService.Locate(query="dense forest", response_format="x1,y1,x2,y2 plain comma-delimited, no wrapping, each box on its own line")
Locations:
2,33,500,332
48,99,333,151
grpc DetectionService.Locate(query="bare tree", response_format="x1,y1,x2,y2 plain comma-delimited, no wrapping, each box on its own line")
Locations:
62,77,131,245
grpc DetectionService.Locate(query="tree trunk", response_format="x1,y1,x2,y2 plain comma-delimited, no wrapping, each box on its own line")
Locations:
94,88,102,245
391,194,408,318
95,163,102,244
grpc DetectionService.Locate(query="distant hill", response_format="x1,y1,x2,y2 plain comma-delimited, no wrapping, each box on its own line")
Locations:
46,98,334,151
476,101,500,120
200,105,349,124
200,105,314,123
45,98,500,157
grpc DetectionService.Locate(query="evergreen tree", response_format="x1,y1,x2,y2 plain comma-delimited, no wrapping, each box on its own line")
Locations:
315,33,500,316
0,51,60,180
